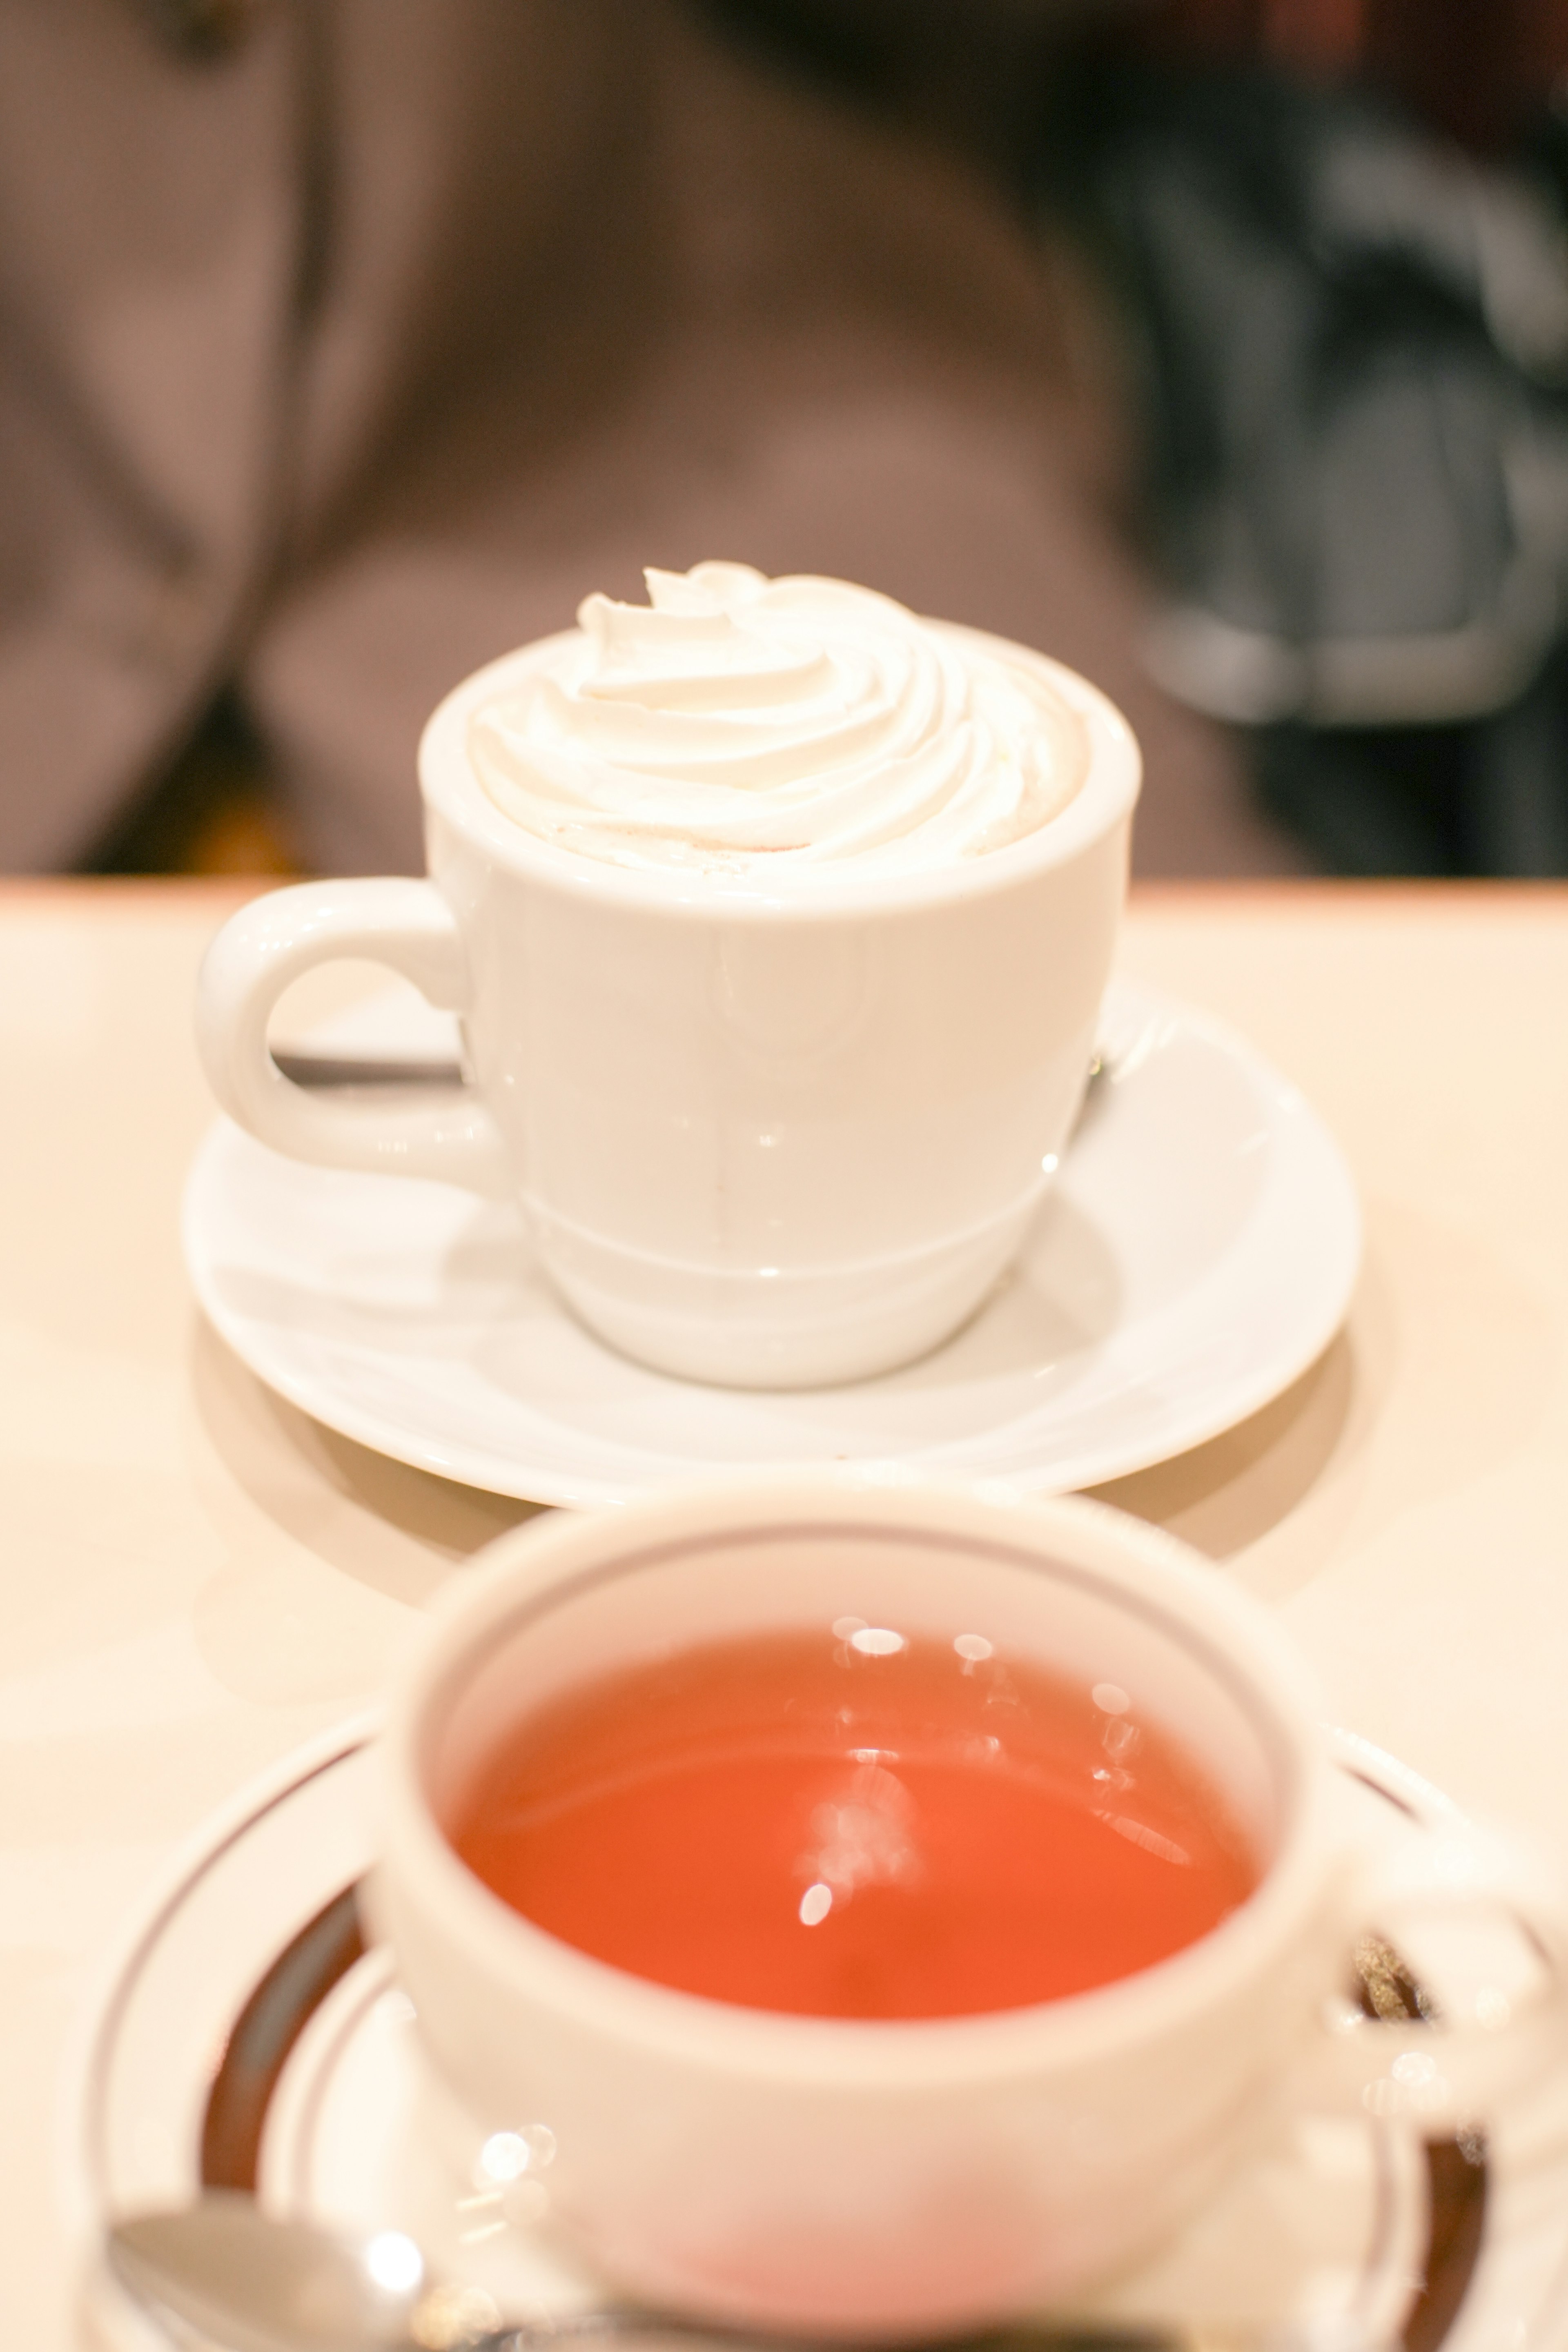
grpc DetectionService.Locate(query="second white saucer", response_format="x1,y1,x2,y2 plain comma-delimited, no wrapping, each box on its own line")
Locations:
67,1723,1568,2352
181,978,1361,1507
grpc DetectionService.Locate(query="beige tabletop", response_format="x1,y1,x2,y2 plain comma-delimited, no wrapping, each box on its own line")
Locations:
4,876,1568,2344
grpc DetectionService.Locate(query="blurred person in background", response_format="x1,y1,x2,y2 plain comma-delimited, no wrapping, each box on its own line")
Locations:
0,0,1283,880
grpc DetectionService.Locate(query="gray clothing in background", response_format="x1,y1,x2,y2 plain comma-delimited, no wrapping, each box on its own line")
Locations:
0,0,1276,873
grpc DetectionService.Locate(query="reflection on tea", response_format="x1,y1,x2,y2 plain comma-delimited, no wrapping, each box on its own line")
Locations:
453,1621,1258,2020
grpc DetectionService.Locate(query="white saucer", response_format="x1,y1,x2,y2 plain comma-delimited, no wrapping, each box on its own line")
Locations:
181,978,1362,1509
62,1723,1568,2352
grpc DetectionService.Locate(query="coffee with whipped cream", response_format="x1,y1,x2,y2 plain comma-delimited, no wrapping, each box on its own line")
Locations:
198,564,1136,1388
468,562,1090,879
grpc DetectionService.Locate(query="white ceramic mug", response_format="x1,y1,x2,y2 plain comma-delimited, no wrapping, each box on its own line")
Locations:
193,628,1138,1387
372,1477,1568,2339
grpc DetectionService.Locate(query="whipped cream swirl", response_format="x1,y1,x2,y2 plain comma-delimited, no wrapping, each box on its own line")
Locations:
468,563,1089,879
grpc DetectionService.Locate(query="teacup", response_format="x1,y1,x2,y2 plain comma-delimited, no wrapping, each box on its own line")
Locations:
194,570,1139,1386
372,1476,1568,2338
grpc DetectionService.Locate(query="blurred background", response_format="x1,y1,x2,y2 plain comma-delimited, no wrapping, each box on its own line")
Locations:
7,0,1568,879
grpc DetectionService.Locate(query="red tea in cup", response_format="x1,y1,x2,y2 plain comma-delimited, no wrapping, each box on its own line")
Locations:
452,1617,1258,2019
383,1486,1375,2332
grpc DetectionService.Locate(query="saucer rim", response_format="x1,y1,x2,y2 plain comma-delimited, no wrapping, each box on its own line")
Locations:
55,1711,380,2263
180,978,1363,1508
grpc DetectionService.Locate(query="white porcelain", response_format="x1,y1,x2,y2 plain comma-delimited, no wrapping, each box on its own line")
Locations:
194,630,1138,1388
61,1719,1568,2352
372,1479,1568,2338
181,976,1362,1508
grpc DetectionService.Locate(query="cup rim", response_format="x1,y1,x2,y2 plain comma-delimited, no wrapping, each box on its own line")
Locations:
416,621,1141,918
380,1476,1336,2089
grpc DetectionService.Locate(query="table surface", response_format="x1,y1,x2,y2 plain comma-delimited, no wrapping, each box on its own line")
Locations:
4,876,1568,2345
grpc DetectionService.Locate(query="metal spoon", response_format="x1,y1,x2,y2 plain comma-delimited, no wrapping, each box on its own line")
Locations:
271,1052,1119,1105
106,2195,1371,2352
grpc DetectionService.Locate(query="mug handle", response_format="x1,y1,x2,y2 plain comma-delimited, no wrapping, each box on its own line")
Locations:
195,879,512,1194
1295,1800,1568,2137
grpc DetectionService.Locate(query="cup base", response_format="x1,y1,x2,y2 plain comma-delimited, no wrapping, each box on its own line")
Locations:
530,1195,1042,1387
